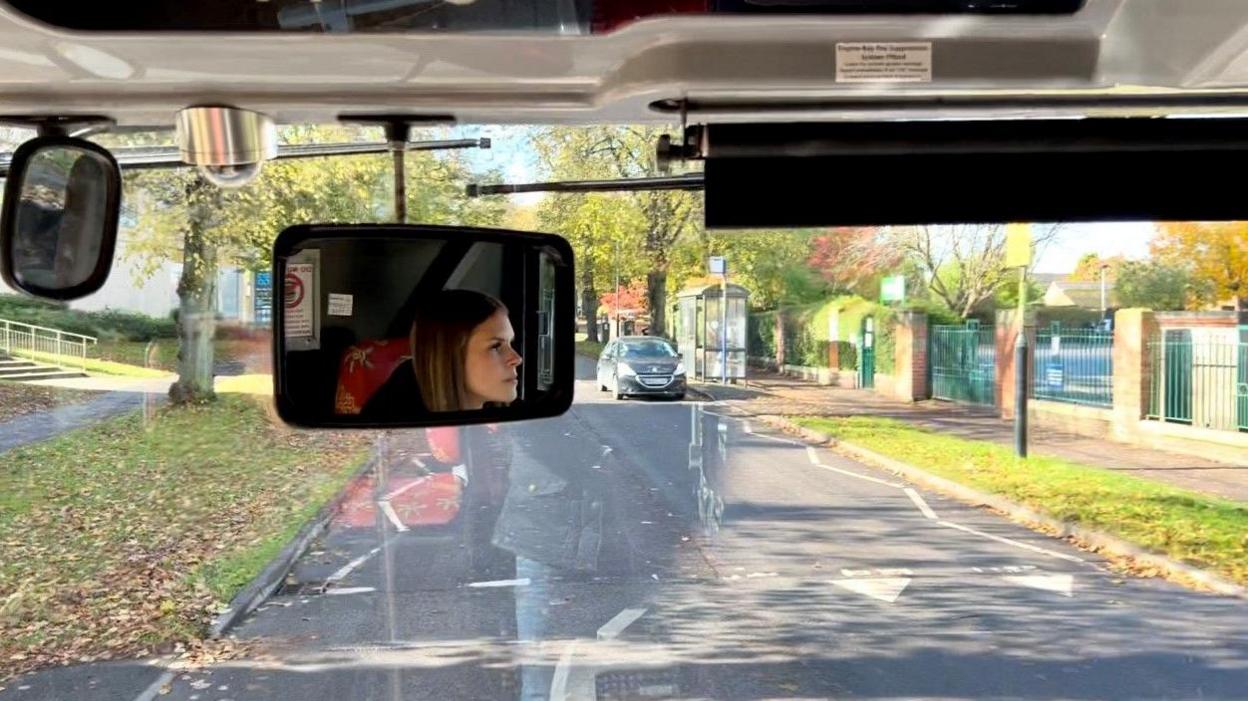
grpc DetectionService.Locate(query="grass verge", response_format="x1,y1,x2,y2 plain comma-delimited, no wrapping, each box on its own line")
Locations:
576,339,605,358
794,416,1248,586
0,396,371,681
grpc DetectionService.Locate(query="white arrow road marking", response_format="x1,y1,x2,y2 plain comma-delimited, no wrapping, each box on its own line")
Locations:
1004,574,1074,597
905,488,938,520
377,500,409,532
597,607,647,641
326,546,383,585
832,577,912,603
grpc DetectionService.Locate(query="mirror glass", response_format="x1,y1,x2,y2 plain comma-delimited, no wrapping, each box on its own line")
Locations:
7,144,116,295
273,225,574,428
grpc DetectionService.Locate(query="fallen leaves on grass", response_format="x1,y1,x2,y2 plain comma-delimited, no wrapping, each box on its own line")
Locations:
0,396,371,682
0,384,101,423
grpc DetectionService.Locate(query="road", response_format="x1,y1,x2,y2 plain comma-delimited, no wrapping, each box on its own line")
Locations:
9,357,1248,700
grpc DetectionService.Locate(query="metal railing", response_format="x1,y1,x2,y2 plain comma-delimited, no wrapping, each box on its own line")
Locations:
930,322,997,406
1032,325,1114,408
0,318,98,371
1147,336,1248,433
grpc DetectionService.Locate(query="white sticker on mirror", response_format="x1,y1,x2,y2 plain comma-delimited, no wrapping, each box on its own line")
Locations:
327,293,354,317
836,42,932,83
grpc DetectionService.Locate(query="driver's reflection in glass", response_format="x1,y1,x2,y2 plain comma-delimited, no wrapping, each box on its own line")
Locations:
494,436,616,693
362,289,522,416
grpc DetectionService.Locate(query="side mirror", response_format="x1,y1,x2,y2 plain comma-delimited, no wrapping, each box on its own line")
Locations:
0,137,121,300
272,224,576,429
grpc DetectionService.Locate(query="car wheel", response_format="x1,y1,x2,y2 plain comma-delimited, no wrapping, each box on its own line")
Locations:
613,375,626,400
672,392,686,401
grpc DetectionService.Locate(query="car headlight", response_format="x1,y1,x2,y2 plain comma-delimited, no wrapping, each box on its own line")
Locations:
617,362,637,377
674,362,686,376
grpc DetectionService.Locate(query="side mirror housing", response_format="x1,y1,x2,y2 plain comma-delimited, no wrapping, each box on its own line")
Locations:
1,136,121,300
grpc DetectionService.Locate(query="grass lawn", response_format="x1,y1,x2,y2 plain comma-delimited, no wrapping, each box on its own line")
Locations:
0,384,101,422
575,338,605,358
794,416,1248,586
0,396,371,680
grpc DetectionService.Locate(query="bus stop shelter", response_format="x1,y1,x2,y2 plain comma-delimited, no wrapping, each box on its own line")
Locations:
674,282,749,382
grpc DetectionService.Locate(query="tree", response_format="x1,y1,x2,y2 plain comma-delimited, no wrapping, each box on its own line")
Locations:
891,224,1060,318
1152,222,1248,311
806,227,903,295
123,125,501,403
531,127,700,339
668,228,829,310
1114,260,1203,311
1068,253,1128,283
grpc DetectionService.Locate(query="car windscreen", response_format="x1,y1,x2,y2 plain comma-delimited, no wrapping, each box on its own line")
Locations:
620,339,678,358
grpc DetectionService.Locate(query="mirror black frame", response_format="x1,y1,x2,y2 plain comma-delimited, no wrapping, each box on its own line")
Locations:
271,223,577,429
0,135,122,300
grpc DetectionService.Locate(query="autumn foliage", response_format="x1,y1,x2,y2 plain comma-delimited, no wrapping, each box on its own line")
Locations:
1153,222,1248,310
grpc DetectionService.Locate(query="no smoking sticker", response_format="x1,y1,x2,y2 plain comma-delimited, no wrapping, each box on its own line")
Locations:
836,42,932,83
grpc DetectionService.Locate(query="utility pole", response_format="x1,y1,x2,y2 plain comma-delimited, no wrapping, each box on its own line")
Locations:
614,239,621,340
1100,262,1109,314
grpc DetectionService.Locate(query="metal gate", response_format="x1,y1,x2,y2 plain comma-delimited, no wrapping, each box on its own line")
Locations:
859,316,875,390
930,321,997,406
1239,327,1248,432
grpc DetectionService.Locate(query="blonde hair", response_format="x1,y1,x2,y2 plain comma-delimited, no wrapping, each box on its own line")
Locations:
409,289,507,412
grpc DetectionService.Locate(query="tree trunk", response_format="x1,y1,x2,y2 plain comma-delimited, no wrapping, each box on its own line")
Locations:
646,268,667,340
581,266,599,343
169,195,219,405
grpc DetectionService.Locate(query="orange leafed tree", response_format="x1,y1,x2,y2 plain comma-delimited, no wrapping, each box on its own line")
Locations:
1069,253,1129,282
1152,222,1248,311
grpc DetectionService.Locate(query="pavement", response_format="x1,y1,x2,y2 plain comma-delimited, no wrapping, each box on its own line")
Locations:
5,357,1248,700
692,371,1248,503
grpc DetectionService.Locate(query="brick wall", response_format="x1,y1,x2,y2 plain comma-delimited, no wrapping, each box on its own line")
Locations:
888,311,929,402
1110,308,1158,441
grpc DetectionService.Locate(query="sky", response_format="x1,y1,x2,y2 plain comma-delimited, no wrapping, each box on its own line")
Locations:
449,125,1160,275
1032,221,1155,274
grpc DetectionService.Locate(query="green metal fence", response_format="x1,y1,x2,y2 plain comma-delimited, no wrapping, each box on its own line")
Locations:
1147,332,1248,433
1032,324,1114,408
930,322,997,406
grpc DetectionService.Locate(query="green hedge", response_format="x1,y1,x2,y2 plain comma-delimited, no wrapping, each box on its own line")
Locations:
0,294,176,341
749,295,964,374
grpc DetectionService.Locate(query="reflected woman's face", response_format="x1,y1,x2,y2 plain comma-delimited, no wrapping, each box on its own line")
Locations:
463,310,522,409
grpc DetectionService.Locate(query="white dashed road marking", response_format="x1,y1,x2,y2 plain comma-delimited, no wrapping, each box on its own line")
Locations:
905,487,938,520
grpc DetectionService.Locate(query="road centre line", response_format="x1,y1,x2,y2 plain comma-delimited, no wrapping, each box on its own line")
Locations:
549,641,580,700
131,669,176,701
905,488,938,520
326,546,383,584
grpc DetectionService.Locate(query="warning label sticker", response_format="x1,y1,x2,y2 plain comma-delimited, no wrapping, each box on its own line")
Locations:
284,263,315,339
836,42,932,83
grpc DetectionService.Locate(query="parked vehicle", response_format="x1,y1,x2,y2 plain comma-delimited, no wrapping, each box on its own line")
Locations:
597,336,686,400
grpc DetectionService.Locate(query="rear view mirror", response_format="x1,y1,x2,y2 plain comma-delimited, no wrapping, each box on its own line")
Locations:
272,224,575,429
1,136,121,300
